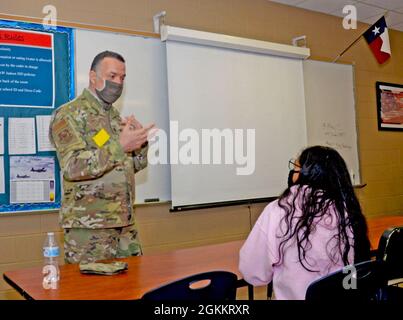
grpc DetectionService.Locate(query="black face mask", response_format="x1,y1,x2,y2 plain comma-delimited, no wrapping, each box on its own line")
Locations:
288,170,298,188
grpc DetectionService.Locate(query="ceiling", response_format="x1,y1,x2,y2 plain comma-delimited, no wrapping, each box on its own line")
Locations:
269,0,403,32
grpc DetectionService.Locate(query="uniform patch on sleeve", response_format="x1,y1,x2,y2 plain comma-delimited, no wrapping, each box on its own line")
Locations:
92,128,110,147
52,118,83,150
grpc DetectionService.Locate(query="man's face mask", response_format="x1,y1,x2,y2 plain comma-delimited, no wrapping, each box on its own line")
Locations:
95,77,123,105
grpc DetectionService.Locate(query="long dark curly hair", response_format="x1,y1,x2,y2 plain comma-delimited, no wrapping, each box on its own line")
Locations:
275,146,370,272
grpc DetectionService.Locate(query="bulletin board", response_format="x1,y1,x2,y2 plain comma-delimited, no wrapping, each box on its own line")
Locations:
0,19,74,213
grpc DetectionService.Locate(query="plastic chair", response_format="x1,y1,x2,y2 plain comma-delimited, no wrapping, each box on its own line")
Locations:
305,259,387,301
376,226,403,282
376,226,403,301
141,271,238,301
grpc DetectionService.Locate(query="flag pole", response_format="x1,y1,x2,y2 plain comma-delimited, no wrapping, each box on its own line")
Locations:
333,31,365,63
333,13,388,63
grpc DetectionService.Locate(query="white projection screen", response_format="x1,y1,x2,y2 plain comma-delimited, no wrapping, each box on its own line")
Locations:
165,40,308,208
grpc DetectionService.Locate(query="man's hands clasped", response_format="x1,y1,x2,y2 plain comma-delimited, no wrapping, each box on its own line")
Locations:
119,115,156,153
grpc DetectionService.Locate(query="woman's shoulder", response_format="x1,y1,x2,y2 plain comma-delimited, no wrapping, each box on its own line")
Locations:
258,197,288,226
278,185,308,209
258,185,315,226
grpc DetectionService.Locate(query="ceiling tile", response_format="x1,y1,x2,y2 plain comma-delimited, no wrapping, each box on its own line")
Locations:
385,11,403,26
331,6,358,18
297,0,358,14
390,22,403,31
358,0,403,10
349,12,403,31
330,2,386,20
359,12,403,29
269,0,307,5
355,3,387,20
361,13,385,25
268,0,403,32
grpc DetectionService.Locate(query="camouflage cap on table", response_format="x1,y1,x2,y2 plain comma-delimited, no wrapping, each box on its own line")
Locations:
79,261,128,275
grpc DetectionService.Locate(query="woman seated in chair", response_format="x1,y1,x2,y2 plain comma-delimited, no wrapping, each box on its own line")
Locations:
239,146,371,300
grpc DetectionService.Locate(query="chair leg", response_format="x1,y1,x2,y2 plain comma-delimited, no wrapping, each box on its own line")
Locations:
247,284,254,300
267,281,273,299
370,249,377,258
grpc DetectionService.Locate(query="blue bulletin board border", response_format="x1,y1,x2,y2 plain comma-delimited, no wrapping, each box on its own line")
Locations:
0,19,75,214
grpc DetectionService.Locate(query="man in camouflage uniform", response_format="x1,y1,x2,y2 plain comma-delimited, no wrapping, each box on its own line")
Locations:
50,51,154,264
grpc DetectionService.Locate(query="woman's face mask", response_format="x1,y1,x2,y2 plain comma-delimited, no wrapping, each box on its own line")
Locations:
288,170,298,188
287,159,301,188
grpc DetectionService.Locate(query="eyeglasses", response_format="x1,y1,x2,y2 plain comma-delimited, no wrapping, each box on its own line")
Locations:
288,159,301,171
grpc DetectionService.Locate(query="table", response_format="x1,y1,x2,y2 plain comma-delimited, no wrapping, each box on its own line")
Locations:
4,240,244,300
4,215,403,300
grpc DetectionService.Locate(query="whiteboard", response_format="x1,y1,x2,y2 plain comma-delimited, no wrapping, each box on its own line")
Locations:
303,60,361,185
74,29,171,203
166,40,307,208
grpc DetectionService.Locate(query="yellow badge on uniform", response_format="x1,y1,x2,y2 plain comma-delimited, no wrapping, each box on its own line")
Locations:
92,129,110,147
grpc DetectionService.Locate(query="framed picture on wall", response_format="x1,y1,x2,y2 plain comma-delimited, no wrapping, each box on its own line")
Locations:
376,81,403,131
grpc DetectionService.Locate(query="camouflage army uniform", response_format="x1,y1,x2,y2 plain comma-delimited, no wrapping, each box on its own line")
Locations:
49,88,148,264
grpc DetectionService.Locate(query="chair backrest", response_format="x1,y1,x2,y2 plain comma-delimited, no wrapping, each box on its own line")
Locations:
376,226,403,281
141,271,238,301
305,260,387,301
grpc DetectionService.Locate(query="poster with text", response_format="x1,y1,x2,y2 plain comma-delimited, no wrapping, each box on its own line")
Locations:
0,28,55,108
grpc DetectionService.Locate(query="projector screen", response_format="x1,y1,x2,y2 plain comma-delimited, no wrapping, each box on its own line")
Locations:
165,40,307,208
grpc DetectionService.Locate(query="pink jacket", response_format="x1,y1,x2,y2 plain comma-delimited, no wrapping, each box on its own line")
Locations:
239,186,354,300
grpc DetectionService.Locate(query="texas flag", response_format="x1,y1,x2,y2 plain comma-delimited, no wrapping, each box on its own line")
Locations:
363,16,391,64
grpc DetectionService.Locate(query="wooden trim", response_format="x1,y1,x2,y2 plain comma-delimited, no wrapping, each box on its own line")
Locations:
0,13,160,38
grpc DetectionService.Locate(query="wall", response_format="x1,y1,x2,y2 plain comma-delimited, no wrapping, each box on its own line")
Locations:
0,0,402,300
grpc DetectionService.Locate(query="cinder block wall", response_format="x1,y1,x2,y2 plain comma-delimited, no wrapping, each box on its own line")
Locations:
0,0,402,299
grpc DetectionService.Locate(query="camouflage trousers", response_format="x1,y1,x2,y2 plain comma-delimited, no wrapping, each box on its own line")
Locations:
63,224,142,264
